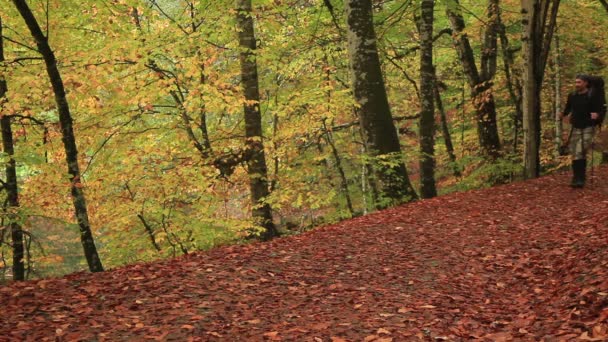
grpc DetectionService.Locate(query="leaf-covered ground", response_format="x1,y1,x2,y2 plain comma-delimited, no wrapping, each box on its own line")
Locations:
2,169,608,341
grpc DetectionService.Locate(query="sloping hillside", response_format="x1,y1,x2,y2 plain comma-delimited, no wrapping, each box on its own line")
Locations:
1,168,608,341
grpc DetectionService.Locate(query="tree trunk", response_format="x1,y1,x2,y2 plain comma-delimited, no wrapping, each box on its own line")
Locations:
322,121,355,216
553,26,563,153
520,0,560,179
345,0,417,204
236,0,278,240
418,0,437,198
434,77,461,178
600,0,608,13
521,1,538,178
497,16,524,153
0,18,25,281
446,0,501,159
12,0,104,272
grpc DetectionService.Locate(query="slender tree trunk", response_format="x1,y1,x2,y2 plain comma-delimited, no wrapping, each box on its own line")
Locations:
236,0,278,240
345,0,417,204
553,27,563,153
0,18,25,281
322,61,355,216
497,10,524,152
322,121,355,216
520,0,560,179
446,0,501,159
137,214,162,252
419,0,437,198
434,77,461,178
13,0,103,272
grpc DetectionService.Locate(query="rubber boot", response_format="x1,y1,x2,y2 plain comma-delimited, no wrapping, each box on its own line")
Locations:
571,160,585,188
570,160,579,188
581,159,587,187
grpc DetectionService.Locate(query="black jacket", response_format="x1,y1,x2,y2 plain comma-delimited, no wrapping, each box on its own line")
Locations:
564,91,603,128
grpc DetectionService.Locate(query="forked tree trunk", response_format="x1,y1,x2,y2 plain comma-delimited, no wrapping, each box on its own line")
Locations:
345,0,417,204
446,0,502,159
236,0,278,239
419,0,437,198
521,0,560,178
0,17,25,281
497,11,524,152
13,0,104,272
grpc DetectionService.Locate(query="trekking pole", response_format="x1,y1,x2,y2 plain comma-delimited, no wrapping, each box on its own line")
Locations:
591,126,597,186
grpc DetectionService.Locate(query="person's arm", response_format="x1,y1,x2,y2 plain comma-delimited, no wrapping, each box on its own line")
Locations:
590,92,602,121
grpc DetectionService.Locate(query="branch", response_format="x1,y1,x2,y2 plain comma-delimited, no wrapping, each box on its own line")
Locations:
4,56,42,65
149,0,189,35
322,0,343,35
6,113,45,125
389,28,452,59
1,35,38,52
332,114,420,132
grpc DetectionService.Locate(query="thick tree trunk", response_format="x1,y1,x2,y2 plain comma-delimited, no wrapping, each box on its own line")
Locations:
13,0,103,272
521,2,538,178
446,0,501,159
520,0,560,178
345,0,417,204
0,18,25,281
236,0,278,240
419,0,437,198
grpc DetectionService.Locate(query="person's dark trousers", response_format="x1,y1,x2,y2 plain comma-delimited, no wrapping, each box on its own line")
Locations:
571,159,586,188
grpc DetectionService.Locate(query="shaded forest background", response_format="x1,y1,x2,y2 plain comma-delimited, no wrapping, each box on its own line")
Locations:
0,0,606,280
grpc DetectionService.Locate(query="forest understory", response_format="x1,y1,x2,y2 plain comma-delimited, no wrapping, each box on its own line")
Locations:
1,167,607,341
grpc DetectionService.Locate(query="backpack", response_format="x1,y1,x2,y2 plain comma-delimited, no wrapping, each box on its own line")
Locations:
587,75,607,126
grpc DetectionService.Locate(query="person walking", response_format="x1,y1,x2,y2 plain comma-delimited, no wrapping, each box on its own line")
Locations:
561,74,603,188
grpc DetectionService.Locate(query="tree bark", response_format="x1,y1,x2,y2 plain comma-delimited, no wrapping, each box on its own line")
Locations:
446,0,501,159
0,17,25,281
236,0,278,240
520,0,560,179
12,0,104,272
322,121,355,216
600,0,608,13
553,26,563,153
497,12,524,152
434,77,461,178
345,0,417,204
419,0,437,198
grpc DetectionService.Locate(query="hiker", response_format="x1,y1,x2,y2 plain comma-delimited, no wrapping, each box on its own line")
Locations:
560,74,603,188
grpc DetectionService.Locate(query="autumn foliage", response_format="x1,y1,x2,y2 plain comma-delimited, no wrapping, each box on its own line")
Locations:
1,169,607,340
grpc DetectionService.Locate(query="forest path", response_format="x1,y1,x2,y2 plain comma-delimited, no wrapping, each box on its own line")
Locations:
2,168,608,341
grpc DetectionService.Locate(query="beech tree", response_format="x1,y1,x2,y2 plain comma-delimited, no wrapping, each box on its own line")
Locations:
344,0,417,204
12,0,103,272
446,0,502,159
521,0,560,178
236,0,278,239
419,0,437,198
0,17,25,281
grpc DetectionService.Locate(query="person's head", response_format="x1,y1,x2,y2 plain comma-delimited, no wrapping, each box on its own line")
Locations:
575,74,591,92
